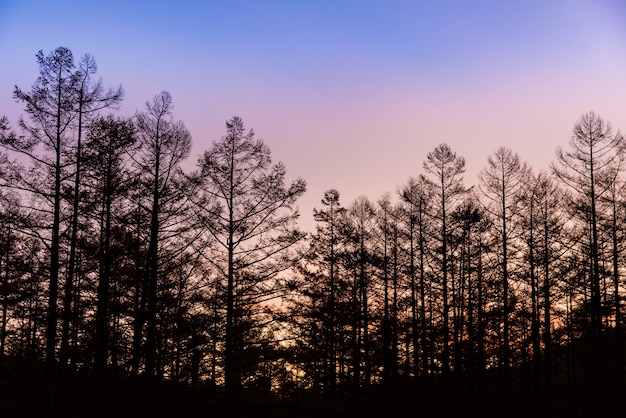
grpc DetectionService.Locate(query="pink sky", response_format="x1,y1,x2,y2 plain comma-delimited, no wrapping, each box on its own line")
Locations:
1,0,626,231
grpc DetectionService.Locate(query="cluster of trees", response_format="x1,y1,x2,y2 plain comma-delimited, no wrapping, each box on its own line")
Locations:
291,126,625,415
0,47,306,416
1,47,625,417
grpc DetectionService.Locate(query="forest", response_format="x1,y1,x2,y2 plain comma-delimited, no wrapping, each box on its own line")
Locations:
0,46,625,418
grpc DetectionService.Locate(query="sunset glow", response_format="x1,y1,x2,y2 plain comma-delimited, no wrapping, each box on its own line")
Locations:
2,1,626,230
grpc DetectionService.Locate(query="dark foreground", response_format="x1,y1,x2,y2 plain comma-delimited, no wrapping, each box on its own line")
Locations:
0,356,623,418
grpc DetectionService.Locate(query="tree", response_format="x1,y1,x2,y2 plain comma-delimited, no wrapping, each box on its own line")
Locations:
601,165,626,376
376,193,399,385
82,115,136,405
552,111,625,413
309,188,347,397
194,116,306,410
527,170,565,415
399,176,433,379
422,143,467,385
6,47,77,397
0,190,30,365
449,195,488,402
60,53,123,369
478,146,529,375
345,195,376,395
130,91,192,380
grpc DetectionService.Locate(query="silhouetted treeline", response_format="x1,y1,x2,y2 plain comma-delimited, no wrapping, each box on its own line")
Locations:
0,47,625,418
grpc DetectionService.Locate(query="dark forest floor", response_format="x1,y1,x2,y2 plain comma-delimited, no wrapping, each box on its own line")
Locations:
0,356,622,418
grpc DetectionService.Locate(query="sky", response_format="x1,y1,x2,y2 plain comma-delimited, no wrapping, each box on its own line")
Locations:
1,0,626,231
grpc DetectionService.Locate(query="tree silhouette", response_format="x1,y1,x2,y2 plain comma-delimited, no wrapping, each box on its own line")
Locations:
194,116,306,412
422,143,467,388
128,91,192,382
82,115,135,408
7,47,77,406
552,111,625,414
60,53,123,371
478,146,529,378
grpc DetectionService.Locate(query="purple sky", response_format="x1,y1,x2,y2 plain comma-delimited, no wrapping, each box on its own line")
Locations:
1,0,626,231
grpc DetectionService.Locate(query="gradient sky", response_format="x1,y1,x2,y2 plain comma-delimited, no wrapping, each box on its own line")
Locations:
1,0,626,231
